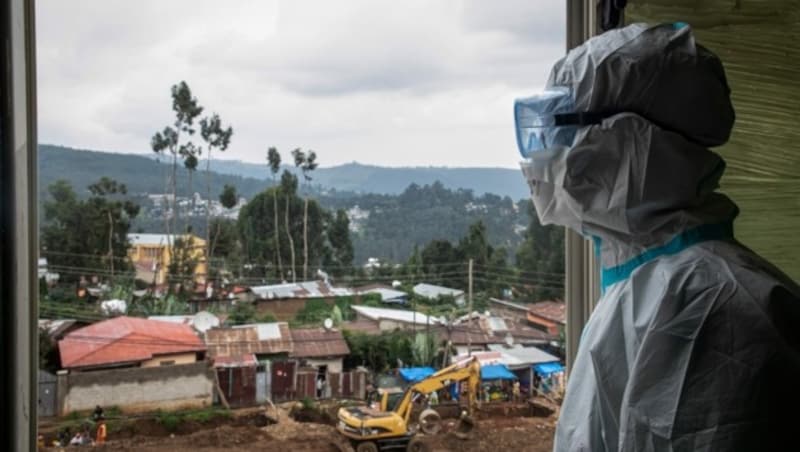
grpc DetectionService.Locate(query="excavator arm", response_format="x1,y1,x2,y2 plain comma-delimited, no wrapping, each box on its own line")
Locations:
394,356,481,425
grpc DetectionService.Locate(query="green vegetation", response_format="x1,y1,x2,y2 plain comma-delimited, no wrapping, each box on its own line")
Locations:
155,407,231,432
41,178,140,282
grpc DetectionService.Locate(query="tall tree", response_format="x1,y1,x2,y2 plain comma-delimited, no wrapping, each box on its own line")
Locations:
151,81,204,249
199,112,233,265
87,177,140,278
209,184,238,260
237,177,327,280
292,148,318,280
326,209,354,276
281,170,299,282
267,147,284,280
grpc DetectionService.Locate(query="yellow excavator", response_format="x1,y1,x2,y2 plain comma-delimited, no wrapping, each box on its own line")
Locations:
336,356,481,452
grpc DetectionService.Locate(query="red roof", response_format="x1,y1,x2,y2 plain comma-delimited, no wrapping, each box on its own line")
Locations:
59,316,206,370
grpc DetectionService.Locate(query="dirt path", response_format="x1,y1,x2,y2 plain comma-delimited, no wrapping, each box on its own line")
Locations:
42,402,557,452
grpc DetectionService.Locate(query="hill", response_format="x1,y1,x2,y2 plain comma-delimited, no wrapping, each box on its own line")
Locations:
41,144,530,199
39,144,532,265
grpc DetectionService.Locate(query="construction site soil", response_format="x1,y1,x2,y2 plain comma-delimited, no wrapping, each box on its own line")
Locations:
40,400,558,452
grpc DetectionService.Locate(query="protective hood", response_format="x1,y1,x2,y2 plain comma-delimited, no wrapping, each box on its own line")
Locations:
548,23,735,147
521,113,739,268
520,23,739,268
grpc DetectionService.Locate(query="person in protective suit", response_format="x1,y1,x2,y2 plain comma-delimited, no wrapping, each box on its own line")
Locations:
514,23,800,451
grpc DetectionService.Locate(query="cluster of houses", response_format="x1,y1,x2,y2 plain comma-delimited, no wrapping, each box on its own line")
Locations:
40,234,567,417
39,283,566,417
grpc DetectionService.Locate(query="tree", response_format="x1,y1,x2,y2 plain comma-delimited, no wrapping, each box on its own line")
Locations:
282,170,299,281
87,177,140,278
237,177,327,281
228,302,257,326
209,184,238,265
326,209,354,276
200,112,233,265
292,148,318,280
219,184,238,209
515,202,565,301
42,179,139,282
167,235,201,293
267,147,284,280
151,81,204,248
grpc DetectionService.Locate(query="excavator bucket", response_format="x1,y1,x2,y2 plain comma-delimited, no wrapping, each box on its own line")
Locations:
454,415,476,440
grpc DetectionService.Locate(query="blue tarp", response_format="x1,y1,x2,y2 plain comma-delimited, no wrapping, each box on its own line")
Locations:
398,367,436,383
480,364,517,381
534,362,564,376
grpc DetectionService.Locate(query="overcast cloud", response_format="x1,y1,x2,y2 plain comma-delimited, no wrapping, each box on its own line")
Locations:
37,0,564,168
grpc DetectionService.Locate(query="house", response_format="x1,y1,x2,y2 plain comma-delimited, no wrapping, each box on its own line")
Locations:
351,305,440,331
290,327,350,373
204,322,293,361
58,316,206,371
361,287,409,305
127,233,208,285
413,283,465,305
290,327,351,398
489,297,531,323
527,301,566,336
249,280,354,321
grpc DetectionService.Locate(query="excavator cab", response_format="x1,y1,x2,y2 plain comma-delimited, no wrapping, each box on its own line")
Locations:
337,357,481,452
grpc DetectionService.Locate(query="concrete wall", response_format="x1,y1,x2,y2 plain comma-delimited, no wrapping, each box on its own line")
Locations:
60,362,213,415
141,352,198,368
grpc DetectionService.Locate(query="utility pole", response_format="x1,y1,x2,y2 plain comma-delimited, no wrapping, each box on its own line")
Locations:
468,258,473,356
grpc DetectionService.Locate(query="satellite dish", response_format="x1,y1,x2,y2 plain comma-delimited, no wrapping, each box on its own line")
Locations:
392,280,402,288
504,333,515,347
323,318,333,330
193,311,220,333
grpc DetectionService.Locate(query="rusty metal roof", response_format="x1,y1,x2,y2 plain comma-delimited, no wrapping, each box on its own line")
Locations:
528,301,566,324
204,323,292,358
290,328,350,358
213,354,257,368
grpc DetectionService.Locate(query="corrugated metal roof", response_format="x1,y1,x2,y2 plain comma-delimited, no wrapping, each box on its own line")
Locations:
364,288,408,302
489,298,529,312
213,354,257,368
412,283,464,299
250,281,354,300
204,323,292,358
456,346,560,368
59,317,206,369
290,328,349,358
528,301,566,324
487,317,508,332
352,305,440,325
233,322,283,341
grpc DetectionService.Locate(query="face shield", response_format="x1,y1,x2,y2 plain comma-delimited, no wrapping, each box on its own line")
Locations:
514,87,578,157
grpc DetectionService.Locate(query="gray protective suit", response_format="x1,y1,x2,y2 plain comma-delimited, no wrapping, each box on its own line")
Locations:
520,24,800,451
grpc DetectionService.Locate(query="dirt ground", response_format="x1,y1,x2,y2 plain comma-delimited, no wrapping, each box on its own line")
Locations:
41,401,557,452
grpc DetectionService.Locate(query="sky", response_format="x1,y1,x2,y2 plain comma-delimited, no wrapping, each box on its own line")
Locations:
37,0,564,169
